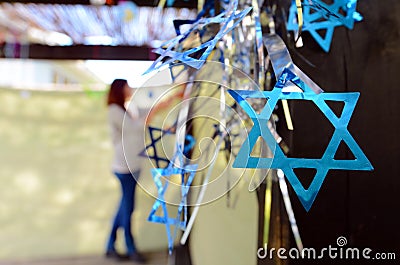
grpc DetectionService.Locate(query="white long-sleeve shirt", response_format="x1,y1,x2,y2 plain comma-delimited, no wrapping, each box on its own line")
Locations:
108,103,145,173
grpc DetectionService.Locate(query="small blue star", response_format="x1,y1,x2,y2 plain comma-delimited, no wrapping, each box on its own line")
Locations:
228,67,373,211
144,2,251,74
139,126,196,168
138,126,171,168
147,155,198,253
287,0,362,52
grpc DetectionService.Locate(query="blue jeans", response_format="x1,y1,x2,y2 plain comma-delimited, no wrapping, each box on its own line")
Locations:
106,170,139,254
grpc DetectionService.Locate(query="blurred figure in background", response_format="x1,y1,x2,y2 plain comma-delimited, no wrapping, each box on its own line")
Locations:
105,79,146,263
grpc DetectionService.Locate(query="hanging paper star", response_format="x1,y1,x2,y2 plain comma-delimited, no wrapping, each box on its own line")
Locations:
227,67,373,211
144,1,252,74
304,0,362,29
287,0,362,52
139,126,196,168
138,126,171,168
147,157,198,254
143,12,223,74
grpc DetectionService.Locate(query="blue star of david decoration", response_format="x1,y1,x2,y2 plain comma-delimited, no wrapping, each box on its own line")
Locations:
144,1,252,74
287,0,362,52
139,126,196,168
138,126,171,168
172,0,217,36
227,67,373,211
148,156,198,254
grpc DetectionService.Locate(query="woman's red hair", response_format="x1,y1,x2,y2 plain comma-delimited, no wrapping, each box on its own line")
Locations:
107,79,127,110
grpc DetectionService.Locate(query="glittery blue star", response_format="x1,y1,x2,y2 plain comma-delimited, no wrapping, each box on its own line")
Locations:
144,2,252,74
138,126,171,168
305,0,362,29
147,156,198,253
228,67,373,211
139,126,196,168
287,0,362,52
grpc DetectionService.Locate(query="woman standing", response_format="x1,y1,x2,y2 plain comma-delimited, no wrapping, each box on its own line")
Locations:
105,79,146,263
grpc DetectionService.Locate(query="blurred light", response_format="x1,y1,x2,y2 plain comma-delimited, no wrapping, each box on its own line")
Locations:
28,28,73,46
242,15,252,27
90,0,106,5
55,189,74,205
118,1,138,22
84,35,113,45
14,171,40,195
84,60,172,87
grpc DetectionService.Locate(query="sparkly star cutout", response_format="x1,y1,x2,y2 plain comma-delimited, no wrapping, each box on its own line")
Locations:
138,126,196,168
287,0,362,52
138,126,171,168
144,2,251,74
147,155,198,253
228,67,373,211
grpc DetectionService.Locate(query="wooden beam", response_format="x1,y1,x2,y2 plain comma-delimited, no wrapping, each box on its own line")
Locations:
0,43,157,60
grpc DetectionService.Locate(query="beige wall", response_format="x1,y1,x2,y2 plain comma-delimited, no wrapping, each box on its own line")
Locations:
0,86,259,264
